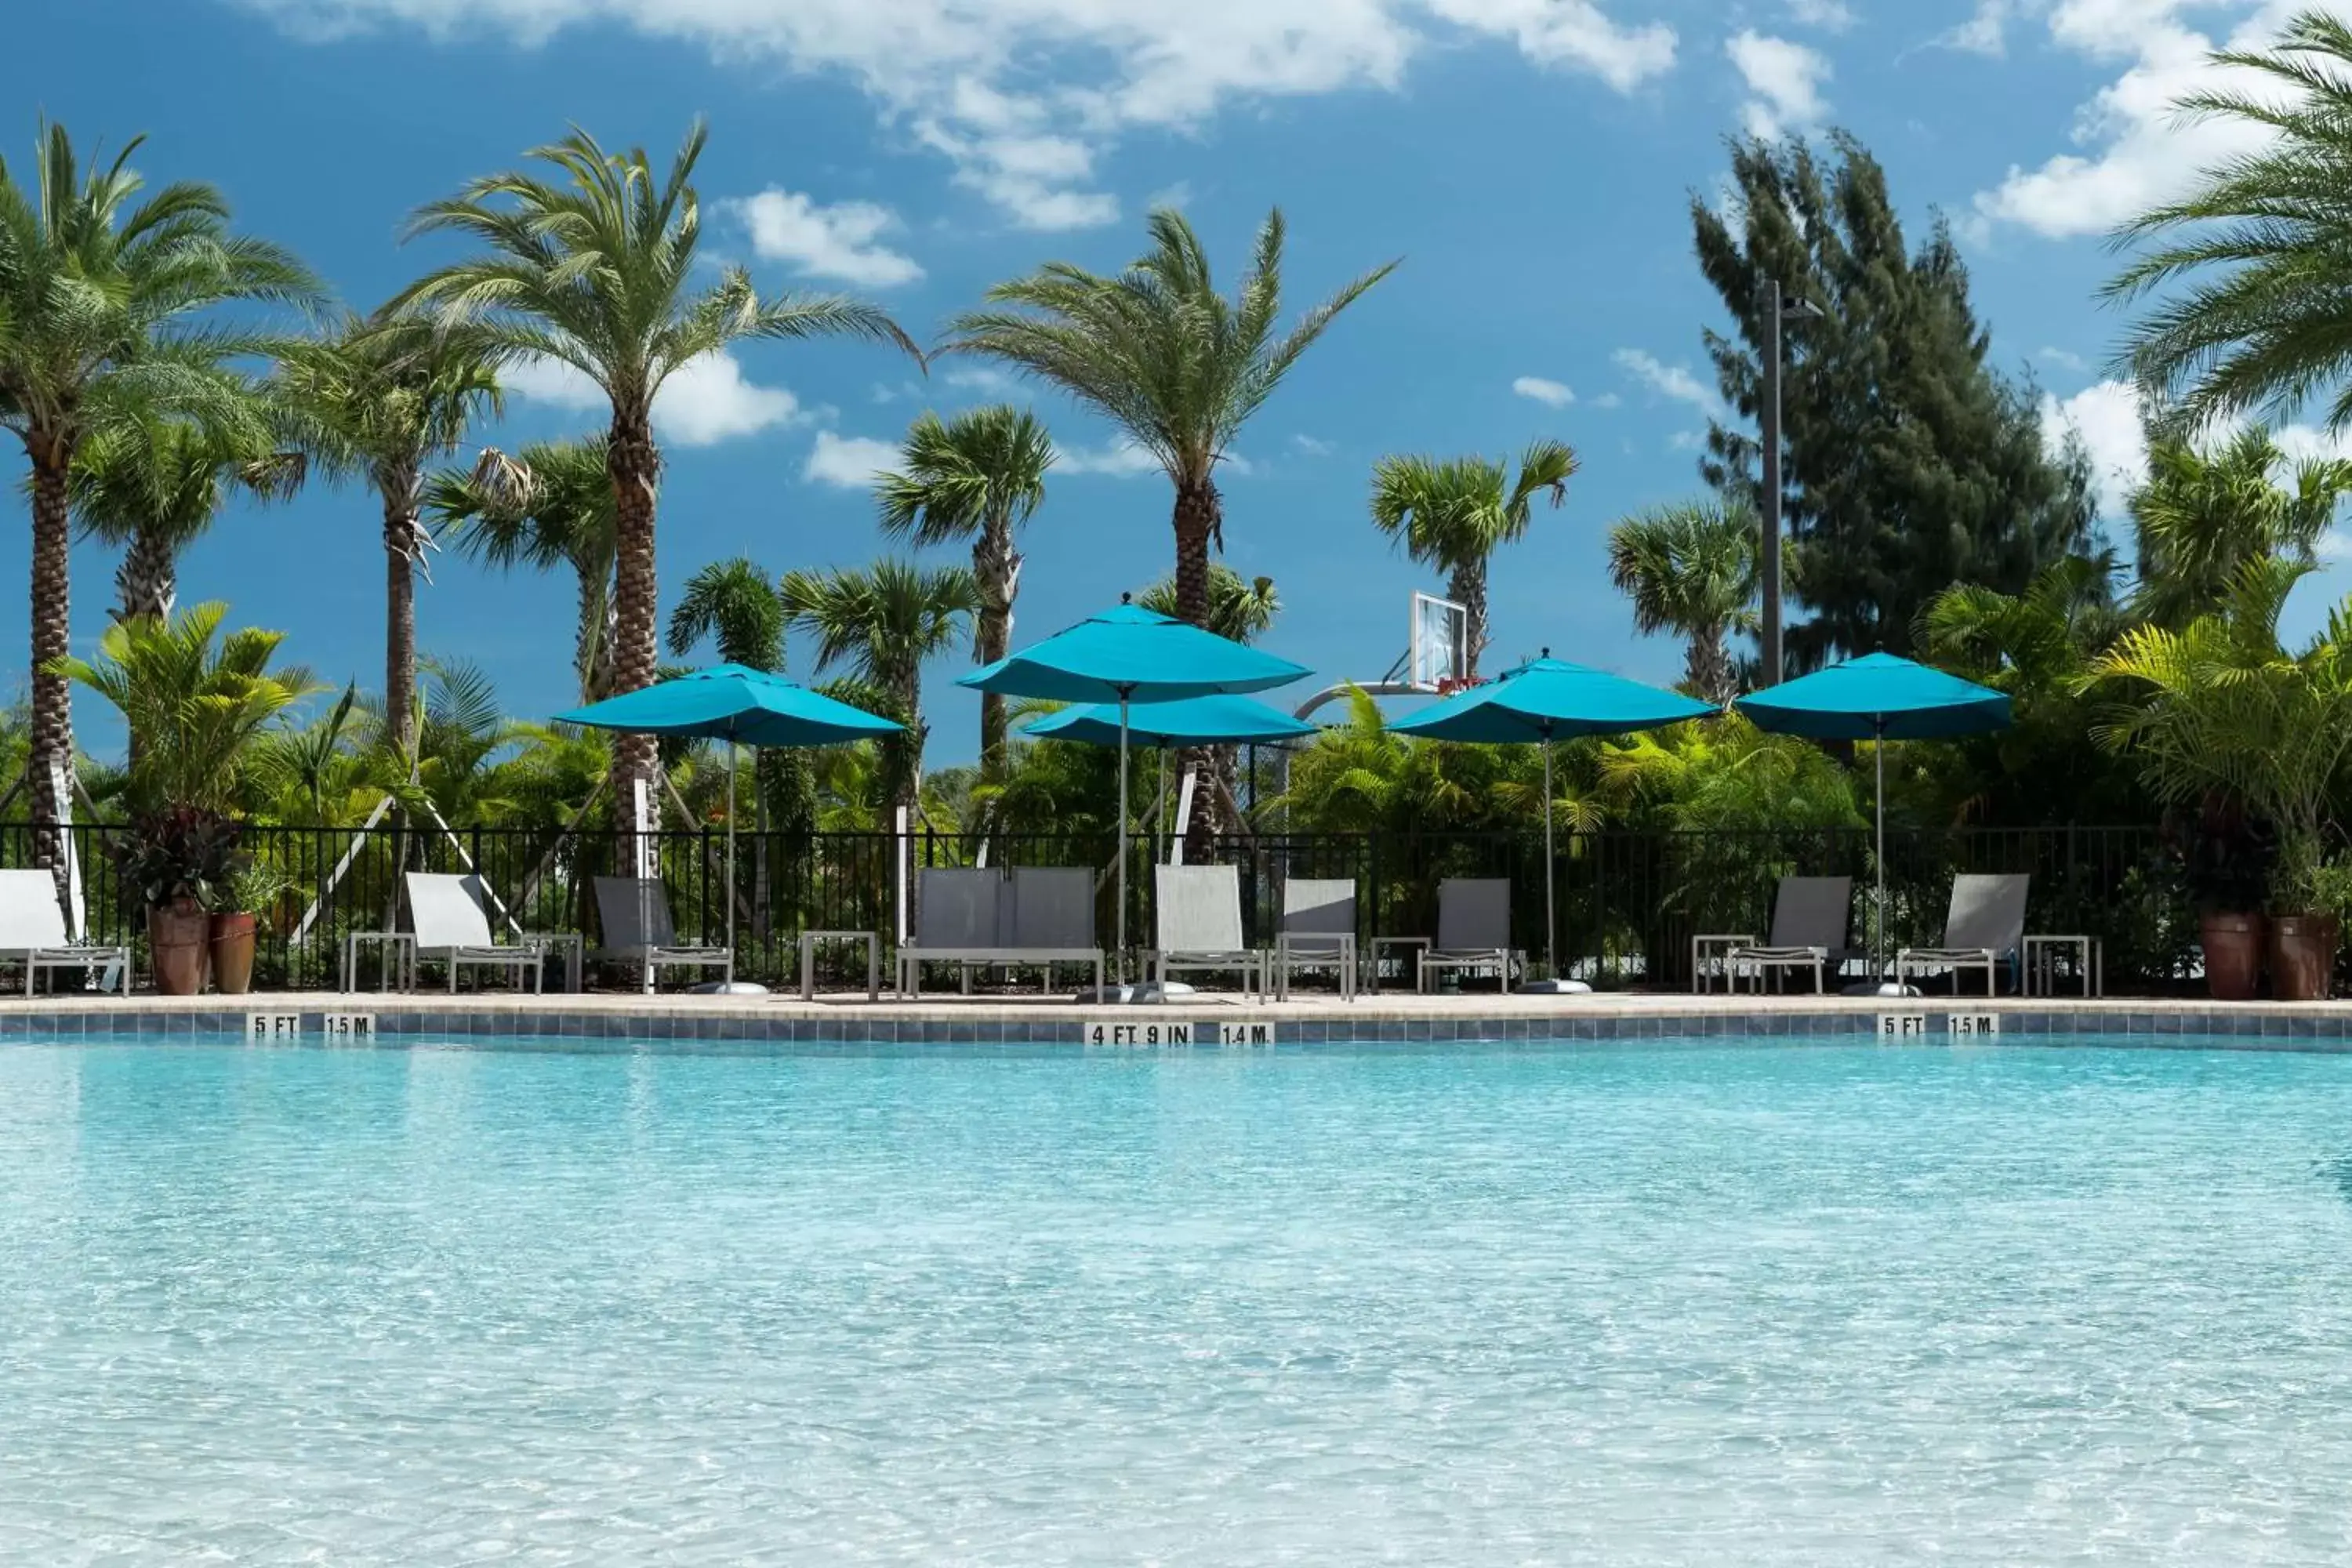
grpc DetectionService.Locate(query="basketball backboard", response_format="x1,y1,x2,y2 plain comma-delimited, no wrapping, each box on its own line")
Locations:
1409,591,1469,691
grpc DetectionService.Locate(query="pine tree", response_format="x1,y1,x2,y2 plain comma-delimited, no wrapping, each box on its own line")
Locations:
1690,132,2094,666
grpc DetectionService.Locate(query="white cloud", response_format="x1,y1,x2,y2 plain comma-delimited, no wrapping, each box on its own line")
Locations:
238,0,1678,229
504,351,805,446
2040,378,2147,515
1146,180,1195,210
1290,434,1334,456
1940,0,2026,56
729,188,923,287
2038,346,2090,372
2321,527,2352,560
1787,0,1854,31
1512,375,1575,408
1667,430,1704,450
1054,437,1163,477
1968,0,2307,241
1727,30,1831,140
943,366,1022,397
1591,391,1624,409
804,430,906,488
1613,347,1724,417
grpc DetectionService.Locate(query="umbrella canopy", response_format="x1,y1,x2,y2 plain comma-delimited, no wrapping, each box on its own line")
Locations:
1390,654,1714,743
554,663,902,745
1392,652,1713,995
1021,693,1317,748
1733,652,2009,741
959,600,1309,703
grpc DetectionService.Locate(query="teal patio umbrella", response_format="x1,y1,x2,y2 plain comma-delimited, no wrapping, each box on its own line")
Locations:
1022,692,1318,856
1392,651,1713,994
1736,652,2011,992
961,597,1311,972
556,664,902,993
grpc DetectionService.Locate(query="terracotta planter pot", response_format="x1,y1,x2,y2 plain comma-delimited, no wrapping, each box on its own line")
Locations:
2199,912,2266,1000
2269,913,2340,1003
209,912,257,996
147,901,212,996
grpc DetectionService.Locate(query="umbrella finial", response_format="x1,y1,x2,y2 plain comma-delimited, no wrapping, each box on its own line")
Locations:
1120,591,1132,604
1541,646,1551,659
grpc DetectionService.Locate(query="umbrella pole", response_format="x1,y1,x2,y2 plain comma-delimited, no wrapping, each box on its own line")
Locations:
728,739,739,960
1875,719,1886,985
1118,691,1131,985
1543,735,1558,982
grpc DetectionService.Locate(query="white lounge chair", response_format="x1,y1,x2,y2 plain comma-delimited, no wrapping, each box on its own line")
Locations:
590,876,732,993
1715,876,1856,994
0,869,128,995
1148,864,1267,1000
1896,873,2031,996
405,872,546,994
893,866,1103,997
1275,877,1358,1001
1416,877,1522,993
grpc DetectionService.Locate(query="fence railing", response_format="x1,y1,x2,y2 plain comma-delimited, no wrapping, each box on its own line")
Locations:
10,819,2190,993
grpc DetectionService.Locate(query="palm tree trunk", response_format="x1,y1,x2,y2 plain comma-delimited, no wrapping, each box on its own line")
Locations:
1447,561,1490,681
25,431,74,885
380,461,424,757
114,523,177,624
1171,475,1226,848
1687,626,1733,707
973,521,1022,782
606,408,662,852
573,560,614,702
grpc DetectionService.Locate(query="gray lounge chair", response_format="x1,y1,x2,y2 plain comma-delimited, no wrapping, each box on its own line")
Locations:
406,872,545,993
1416,877,1522,993
1148,864,1267,999
1275,877,1358,1001
1895,873,2031,996
0,869,127,995
590,876,732,993
894,866,1104,997
1716,876,1855,994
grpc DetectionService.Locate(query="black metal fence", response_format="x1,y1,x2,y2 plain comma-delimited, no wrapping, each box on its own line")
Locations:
12,818,2192,993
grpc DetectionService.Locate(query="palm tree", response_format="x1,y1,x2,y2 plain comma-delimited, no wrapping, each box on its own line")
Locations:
2106,11,2352,427
394,121,919,833
275,313,506,753
945,208,1395,627
1141,564,1280,645
429,435,617,702
0,123,316,860
670,556,788,673
779,560,979,819
50,601,322,816
1369,441,1577,677
70,401,305,623
1605,499,1769,705
2125,425,2352,626
876,405,1054,780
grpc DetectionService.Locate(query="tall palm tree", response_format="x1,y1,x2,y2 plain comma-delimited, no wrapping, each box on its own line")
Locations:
429,435,617,702
2125,425,2352,626
0,123,316,862
779,559,979,819
394,121,919,833
1369,440,1577,677
1605,499,1769,706
944,208,1395,628
275,313,506,753
875,405,1054,780
1141,564,1280,644
70,400,305,623
2106,11,2352,427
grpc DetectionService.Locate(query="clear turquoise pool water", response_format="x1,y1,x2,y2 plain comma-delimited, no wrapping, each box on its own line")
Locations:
4,1036,2351,1564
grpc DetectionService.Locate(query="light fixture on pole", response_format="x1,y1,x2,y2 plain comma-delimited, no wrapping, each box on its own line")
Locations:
1757,275,1825,688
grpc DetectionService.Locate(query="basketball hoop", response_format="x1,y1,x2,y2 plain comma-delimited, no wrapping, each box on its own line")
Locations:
1408,591,1470,693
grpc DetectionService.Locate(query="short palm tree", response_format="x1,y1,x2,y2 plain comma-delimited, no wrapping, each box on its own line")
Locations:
428,435,617,702
1141,564,1280,644
1605,499,1768,705
2105,10,2352,427
944,208,1395,627
779,560,979,819
50,601,323,816
275,312,506,752
394,122,919,827
876,405,1054,780
1369,441,1577,677
2125,424,2352,626
0,123,316,851
70,400,305,622
669,556,786,673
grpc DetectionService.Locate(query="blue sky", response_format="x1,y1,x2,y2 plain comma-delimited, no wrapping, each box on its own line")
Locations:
6,0,2346,766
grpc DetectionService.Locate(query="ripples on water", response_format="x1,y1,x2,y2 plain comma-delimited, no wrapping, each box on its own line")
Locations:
3,1037,2350,1564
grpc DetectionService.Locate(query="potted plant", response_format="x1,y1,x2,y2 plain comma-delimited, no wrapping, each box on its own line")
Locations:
210,858,291,996
109,808,244,995
2272,855,2352,1003
2165,801,2273,1000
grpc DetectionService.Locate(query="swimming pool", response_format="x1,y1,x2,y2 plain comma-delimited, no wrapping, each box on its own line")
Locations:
4,1035,2349,1564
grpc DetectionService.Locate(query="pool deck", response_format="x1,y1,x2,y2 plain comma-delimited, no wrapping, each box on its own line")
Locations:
5,985,2352,1044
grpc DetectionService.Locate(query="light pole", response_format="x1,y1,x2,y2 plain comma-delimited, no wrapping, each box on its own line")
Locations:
1756,274,1823,688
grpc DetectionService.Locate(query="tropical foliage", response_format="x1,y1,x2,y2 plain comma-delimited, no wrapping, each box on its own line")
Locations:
1369,441,1576,677
1605,499,1767,706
